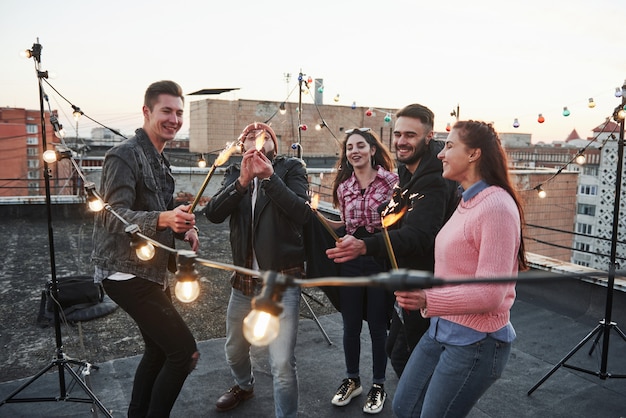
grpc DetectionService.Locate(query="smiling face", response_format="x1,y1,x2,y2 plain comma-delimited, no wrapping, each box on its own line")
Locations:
393,116,432,173
345,134,375,170
437,128,480,189
142,93,184,149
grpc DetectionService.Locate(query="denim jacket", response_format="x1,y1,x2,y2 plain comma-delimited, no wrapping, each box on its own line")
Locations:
91,128,180,286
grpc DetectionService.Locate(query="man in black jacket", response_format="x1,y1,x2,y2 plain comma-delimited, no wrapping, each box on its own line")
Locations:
327,104,458,377
206,122,310,418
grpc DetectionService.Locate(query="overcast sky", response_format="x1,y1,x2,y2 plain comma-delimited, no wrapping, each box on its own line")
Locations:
1,0,624,143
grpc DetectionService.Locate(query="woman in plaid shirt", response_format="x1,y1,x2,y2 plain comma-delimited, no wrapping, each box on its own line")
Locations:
327,128,398,414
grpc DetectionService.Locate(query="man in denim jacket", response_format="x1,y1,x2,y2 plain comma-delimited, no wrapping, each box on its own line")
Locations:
206,122,310,417
92,80,200,417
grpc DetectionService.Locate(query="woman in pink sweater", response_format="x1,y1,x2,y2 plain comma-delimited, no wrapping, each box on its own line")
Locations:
392,120,527,417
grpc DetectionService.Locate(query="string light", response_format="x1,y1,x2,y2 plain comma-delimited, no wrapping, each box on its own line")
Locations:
537,113,545,123
615,87,622,98
575,151,586,165
562,107,571,117
588,98,596,108
333,94,340,102
384,113,392,123
446,123,451,132
351,101,356,110
279,102,286,115
535,185,547,199
365,108,373,117
197,154,207,168
174,251,201,303
513,118,520,128
299,124,307,131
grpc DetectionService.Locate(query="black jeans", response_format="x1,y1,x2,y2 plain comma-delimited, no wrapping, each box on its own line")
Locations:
103,278,198,418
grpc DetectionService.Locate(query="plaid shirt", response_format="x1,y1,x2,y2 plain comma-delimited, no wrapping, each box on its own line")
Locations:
337,166,399,235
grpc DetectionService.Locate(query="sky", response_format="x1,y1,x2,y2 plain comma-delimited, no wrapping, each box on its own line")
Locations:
1,0,625,144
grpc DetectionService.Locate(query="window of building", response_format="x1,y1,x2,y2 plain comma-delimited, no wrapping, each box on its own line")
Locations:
574,260,590,267
576,223,593,235
575,242,591,252
577,203,596,216
579,184,598,196
26,137,38,145
27,159,39,169
583,166,598,176
26,124,38,134
27,148,39,156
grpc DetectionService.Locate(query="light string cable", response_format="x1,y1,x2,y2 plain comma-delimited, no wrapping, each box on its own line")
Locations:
520,116,618,194
299,81,341,146
41,78,127,140
263,82,299,125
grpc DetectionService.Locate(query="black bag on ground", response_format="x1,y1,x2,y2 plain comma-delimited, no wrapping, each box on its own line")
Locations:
36,275,117,326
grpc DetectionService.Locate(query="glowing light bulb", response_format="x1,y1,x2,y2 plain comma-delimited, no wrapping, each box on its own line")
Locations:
446,123,451,132
588,98,596,108
307,76,313,84
243,310,280,346
384,113,392,123
365,108,373,117
562,107,570,117
88,198,104,212
279,102,286,115
333,94,340,102
135,241,156,261
536,187,547,199
197,155,207,168
537,114,545,123
43,150,58,163
618,107,626,121
174,280,200,303
575,154,586,165
513,118,520,128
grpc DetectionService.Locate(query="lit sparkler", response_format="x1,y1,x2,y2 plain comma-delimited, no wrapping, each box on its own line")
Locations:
310,193,340,241
188,141,240,213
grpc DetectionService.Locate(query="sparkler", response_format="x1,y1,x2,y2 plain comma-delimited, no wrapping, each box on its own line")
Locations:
188,141,240,213
310,193,340,241
379,188,421,269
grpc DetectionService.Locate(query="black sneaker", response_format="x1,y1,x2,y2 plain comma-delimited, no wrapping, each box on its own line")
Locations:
331,377,362,406
363,383,386,414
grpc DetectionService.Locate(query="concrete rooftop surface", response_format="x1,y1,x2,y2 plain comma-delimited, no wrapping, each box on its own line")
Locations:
1,280,626,417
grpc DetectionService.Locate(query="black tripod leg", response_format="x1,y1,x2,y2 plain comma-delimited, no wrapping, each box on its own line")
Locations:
301,294,333,345
62,363,113,417
528,322,603,395
0,361,57,405
588,326,603,356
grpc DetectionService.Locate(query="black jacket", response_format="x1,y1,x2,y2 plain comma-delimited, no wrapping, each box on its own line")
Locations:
363,140,458,271
205,156,310,272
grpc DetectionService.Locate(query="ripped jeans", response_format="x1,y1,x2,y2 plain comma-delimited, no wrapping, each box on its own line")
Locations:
103,277,199,418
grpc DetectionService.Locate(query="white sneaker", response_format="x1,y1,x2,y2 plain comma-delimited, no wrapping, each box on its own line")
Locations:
331,378,362,406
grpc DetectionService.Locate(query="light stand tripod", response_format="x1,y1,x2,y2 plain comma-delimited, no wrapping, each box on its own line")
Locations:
0,40,112,417
528,82,626,395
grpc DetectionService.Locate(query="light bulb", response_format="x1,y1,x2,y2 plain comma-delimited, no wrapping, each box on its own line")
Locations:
333,94,340,102
365,108,373,117
197,155,207,168
135,241,155,261
588,98,596,108
618,108,626,121
384,113,392,123
43,150,58,163
243,309,280,346
279,102,286,115
88,197,104,212
299,124,307,131
351,102,356,110
174,280,200,303
537,114,545,123
317,86,324,93
615,87,622,98
562,107,570,117
445,123,451,132
513,118,520,128
536,187,547,199
575,154,586,165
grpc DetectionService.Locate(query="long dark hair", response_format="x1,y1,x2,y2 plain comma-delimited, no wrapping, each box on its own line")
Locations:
453,120,528,270
331,129,395,208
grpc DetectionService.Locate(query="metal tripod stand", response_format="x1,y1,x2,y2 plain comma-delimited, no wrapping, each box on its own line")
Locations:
528,85,626,395
0,40,112,417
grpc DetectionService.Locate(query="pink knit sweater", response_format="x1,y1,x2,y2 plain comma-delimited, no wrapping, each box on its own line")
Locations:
423,186,520,332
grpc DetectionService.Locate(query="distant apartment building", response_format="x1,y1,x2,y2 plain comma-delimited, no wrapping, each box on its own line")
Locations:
0,107,60,197
505,120,623,270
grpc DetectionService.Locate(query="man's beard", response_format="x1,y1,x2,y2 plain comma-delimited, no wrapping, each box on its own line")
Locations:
397,139,427,166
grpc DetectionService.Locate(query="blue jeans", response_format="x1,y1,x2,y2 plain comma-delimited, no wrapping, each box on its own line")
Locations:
225,286,301,418
392,332,511,418
339,256,389,384
103,278,198,418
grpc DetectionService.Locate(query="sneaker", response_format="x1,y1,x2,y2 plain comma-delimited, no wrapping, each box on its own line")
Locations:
331,377,362,406
363,384,386,414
